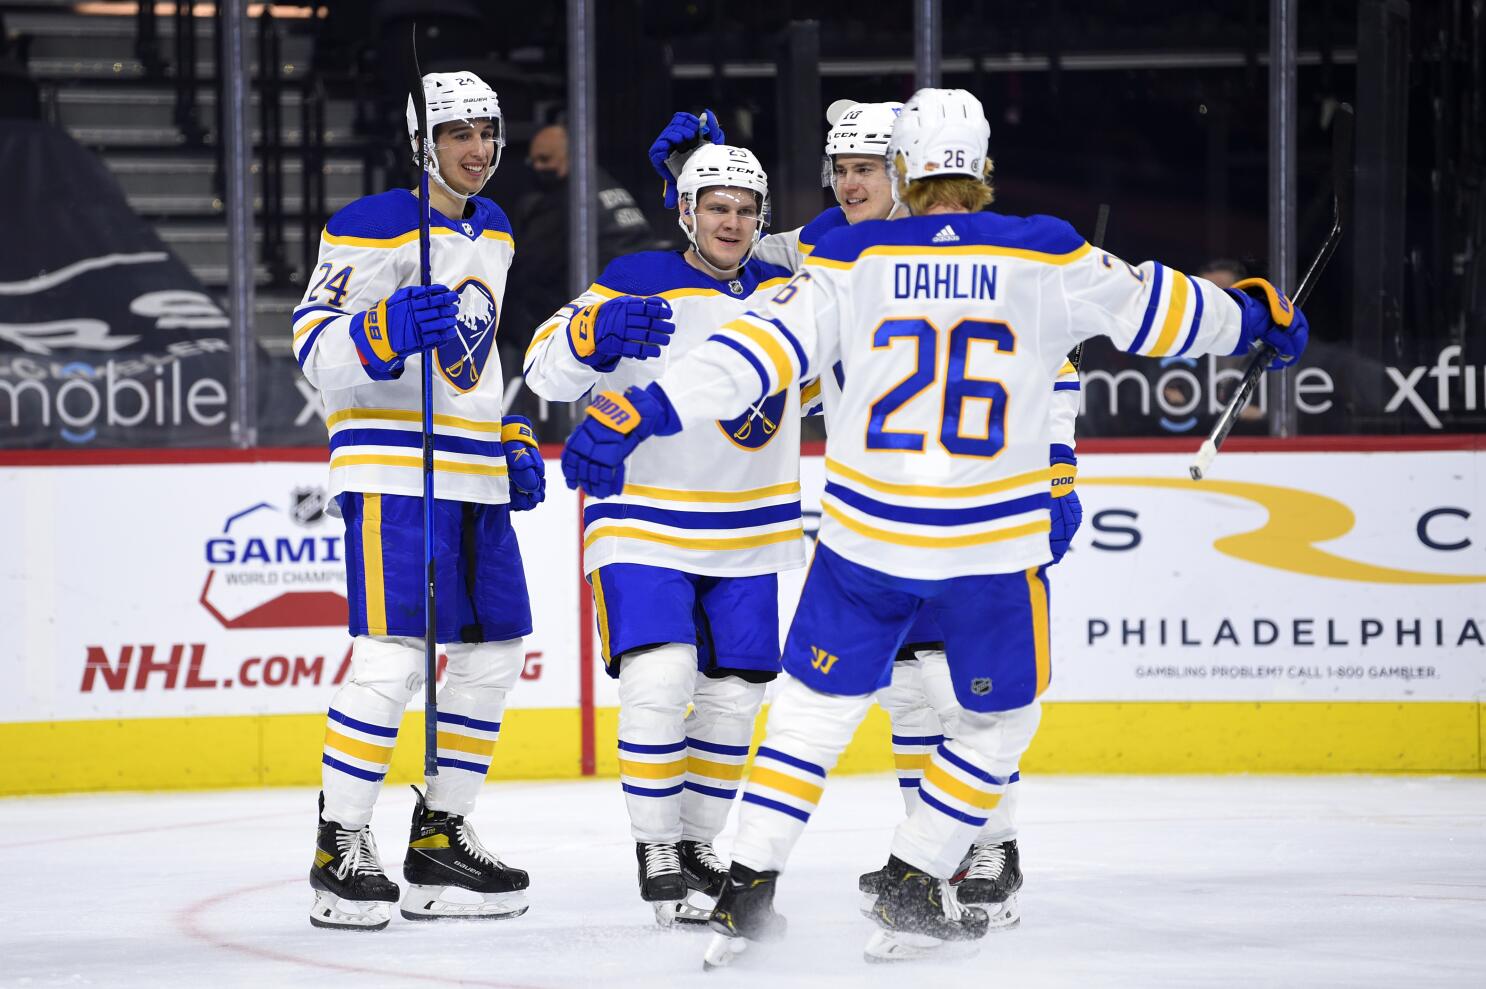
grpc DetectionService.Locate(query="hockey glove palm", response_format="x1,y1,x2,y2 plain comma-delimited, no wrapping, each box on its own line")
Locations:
648,109,726,208
562,384,681,499
568,295,675,371
350,284,460,378
1226,277,1309,370
501,416,546,512
1049,449,1082,565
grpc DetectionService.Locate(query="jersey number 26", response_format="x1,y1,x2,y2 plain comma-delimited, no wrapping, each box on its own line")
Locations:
867,317,1012,459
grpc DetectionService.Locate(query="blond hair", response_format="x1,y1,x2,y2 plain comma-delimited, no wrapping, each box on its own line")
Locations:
894,154,996,214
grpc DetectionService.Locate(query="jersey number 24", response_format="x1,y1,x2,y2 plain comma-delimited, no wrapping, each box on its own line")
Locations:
867,317,1012,459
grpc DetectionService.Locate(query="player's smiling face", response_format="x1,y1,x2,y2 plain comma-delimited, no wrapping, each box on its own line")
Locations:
832,155,892,223
433,119,497,195
686,187,762,271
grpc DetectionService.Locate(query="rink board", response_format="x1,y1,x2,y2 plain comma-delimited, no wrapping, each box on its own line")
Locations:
1,442,1483,794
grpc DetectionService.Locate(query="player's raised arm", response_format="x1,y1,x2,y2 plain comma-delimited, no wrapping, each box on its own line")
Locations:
522,263,676,402
559,265,835,498
1057,240,1308,369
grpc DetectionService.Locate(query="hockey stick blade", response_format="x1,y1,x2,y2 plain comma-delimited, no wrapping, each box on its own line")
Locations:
1190,103,1353,480
408,26,439,777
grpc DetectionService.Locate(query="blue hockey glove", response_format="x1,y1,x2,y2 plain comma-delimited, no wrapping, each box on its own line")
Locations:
1049,447,1082,565
350,284,460,378
1226,277,1309,370
501,416,546,512
567,295,675,371
562,383,681,499
648,109,726,208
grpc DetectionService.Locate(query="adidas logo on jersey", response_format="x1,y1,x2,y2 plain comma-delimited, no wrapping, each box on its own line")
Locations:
932,224,960,243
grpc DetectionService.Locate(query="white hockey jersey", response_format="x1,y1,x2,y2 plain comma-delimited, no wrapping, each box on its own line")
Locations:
523,250,804,578
292,190,516,505
654,211,1243,580
773,208,1083,456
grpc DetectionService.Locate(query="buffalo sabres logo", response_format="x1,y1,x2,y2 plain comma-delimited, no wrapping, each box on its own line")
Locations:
436,277,498,393
717,390,787,451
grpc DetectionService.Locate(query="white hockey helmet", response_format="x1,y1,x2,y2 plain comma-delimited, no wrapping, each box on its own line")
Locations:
886,88,991,200
406,71,505,202
820,99,903,186
675,143,770,272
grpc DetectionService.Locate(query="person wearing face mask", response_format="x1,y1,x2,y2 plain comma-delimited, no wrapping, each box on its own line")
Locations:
292,70,543,932
503,124,653,378
648,102,1086,930
523,140,806,929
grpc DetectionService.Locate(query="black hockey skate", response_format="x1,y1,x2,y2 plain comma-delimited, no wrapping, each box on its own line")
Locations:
654,839,730,928
637,842,692,927
858,863,889,916
702,864,787,969
679,840,728,897
309,794,399,931
952,839,1022,929
864,855,990,962
400,788,529,921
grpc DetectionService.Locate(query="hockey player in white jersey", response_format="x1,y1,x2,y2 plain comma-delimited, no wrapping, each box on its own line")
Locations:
293,71,543,930
561,88,1308,964
654,101,1084,924
526,141,801,926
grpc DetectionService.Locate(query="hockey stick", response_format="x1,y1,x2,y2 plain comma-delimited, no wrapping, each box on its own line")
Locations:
1067,202,1110,371
408,28,439,778
1190,102,1354,480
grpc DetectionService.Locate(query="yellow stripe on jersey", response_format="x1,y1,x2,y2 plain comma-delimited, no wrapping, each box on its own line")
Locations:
721,318,795,391
806,240,1093,270
325,408,502,433
525,321,560,360
1150,270,1191,356
583,525,801,553
823,502,1049,549
321,227,514,249
293,314,336,343
1058,360,1076,376
1027,567,1051,697
826,457,1050,499
362,494,387,636
620,480,800,503
923,759,1003,810
330,454,508,477
800,378,822,406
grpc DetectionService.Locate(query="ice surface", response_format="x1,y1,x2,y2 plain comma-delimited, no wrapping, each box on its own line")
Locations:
3,774,1483,987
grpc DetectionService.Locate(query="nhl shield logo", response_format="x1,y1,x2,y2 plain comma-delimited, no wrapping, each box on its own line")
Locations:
727,279,744,296
718,390,787,451
291,486,326,526
970,677,992,696
436,277,498,393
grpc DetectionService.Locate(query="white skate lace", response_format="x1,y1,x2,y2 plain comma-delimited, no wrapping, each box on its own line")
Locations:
333,826,386,880
454,819,503,867
644,842,682,878
964,843,1006,881
689,842,726,874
